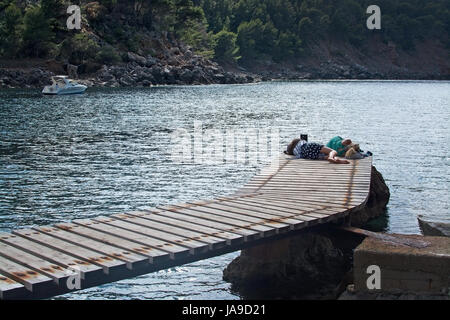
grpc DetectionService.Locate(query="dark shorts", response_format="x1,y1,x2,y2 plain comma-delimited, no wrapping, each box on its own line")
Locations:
299,142,324,160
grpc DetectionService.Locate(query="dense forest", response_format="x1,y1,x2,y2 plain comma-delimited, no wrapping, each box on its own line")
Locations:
0,0,449,65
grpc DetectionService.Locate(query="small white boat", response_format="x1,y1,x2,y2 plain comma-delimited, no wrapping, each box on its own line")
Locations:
42,76,87,95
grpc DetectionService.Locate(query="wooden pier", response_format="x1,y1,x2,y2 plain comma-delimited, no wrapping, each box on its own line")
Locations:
0,156,372,299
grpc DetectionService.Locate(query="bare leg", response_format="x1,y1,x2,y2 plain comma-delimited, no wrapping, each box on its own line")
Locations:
320,147,349,164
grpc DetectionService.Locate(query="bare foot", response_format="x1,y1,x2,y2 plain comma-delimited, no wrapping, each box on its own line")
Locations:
335,158,350,164
327,157,350,164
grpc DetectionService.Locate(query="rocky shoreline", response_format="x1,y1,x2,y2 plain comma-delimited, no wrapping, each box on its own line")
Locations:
1,47,449,89
0,31,261,89
2,59,449,90
0,55,258,89
2,54,449,90
255,61,450,81
2,61,448,90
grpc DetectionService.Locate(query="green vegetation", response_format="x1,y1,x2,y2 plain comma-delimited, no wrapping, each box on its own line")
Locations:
200,0,449,61
65,33,99,64
22,5,54,57
95,45,120,64
0,2,22,57
0,0,448,63
0,0,209,60
213,29,240,62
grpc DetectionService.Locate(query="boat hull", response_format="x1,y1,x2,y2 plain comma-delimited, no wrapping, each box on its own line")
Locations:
42,85,87,95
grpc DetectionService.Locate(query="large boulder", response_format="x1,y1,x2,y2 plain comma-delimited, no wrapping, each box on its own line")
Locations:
145,56,158,67
179,69,194,83
97,66,115,82
417,216,450,237
349,165,390,227
223,228,364,299
134,68,155,83
118,74,135,86
127,52,147,66
150,65,164,82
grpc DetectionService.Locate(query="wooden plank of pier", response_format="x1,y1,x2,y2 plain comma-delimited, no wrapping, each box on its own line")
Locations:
0,156,372,299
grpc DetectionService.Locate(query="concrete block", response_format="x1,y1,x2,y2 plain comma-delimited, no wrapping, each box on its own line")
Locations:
353,234,450,294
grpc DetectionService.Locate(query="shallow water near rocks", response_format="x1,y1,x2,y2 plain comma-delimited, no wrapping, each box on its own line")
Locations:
0,81,449,299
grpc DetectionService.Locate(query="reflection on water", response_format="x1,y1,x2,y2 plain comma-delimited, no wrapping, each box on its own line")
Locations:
363,212,389,232
1,81,449,299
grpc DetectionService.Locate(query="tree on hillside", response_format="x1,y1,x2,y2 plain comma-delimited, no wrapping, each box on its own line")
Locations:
0,3,23,57
236,19,264,59
174,0,213,57
22,5,54,57
66,33,100,64
213,29,240,62
40,0,65,18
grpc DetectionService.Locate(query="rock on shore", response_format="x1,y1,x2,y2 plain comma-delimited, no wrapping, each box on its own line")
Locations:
90,52,254,88
417,216,450,237
349,166,390,227
222,165,390,299
223,228,364,299
0,68,55,89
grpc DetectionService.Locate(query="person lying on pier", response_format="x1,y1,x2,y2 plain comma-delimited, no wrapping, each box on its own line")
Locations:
284,138,349,164
327,136,373,159
326,136,353,157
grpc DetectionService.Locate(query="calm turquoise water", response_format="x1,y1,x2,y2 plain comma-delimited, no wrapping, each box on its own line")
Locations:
0,81,449,299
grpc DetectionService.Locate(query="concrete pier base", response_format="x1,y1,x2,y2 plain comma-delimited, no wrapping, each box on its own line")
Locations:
353,234,450,296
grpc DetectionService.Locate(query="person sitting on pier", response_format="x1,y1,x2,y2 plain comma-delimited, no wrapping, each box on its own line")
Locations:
284,138,349,164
